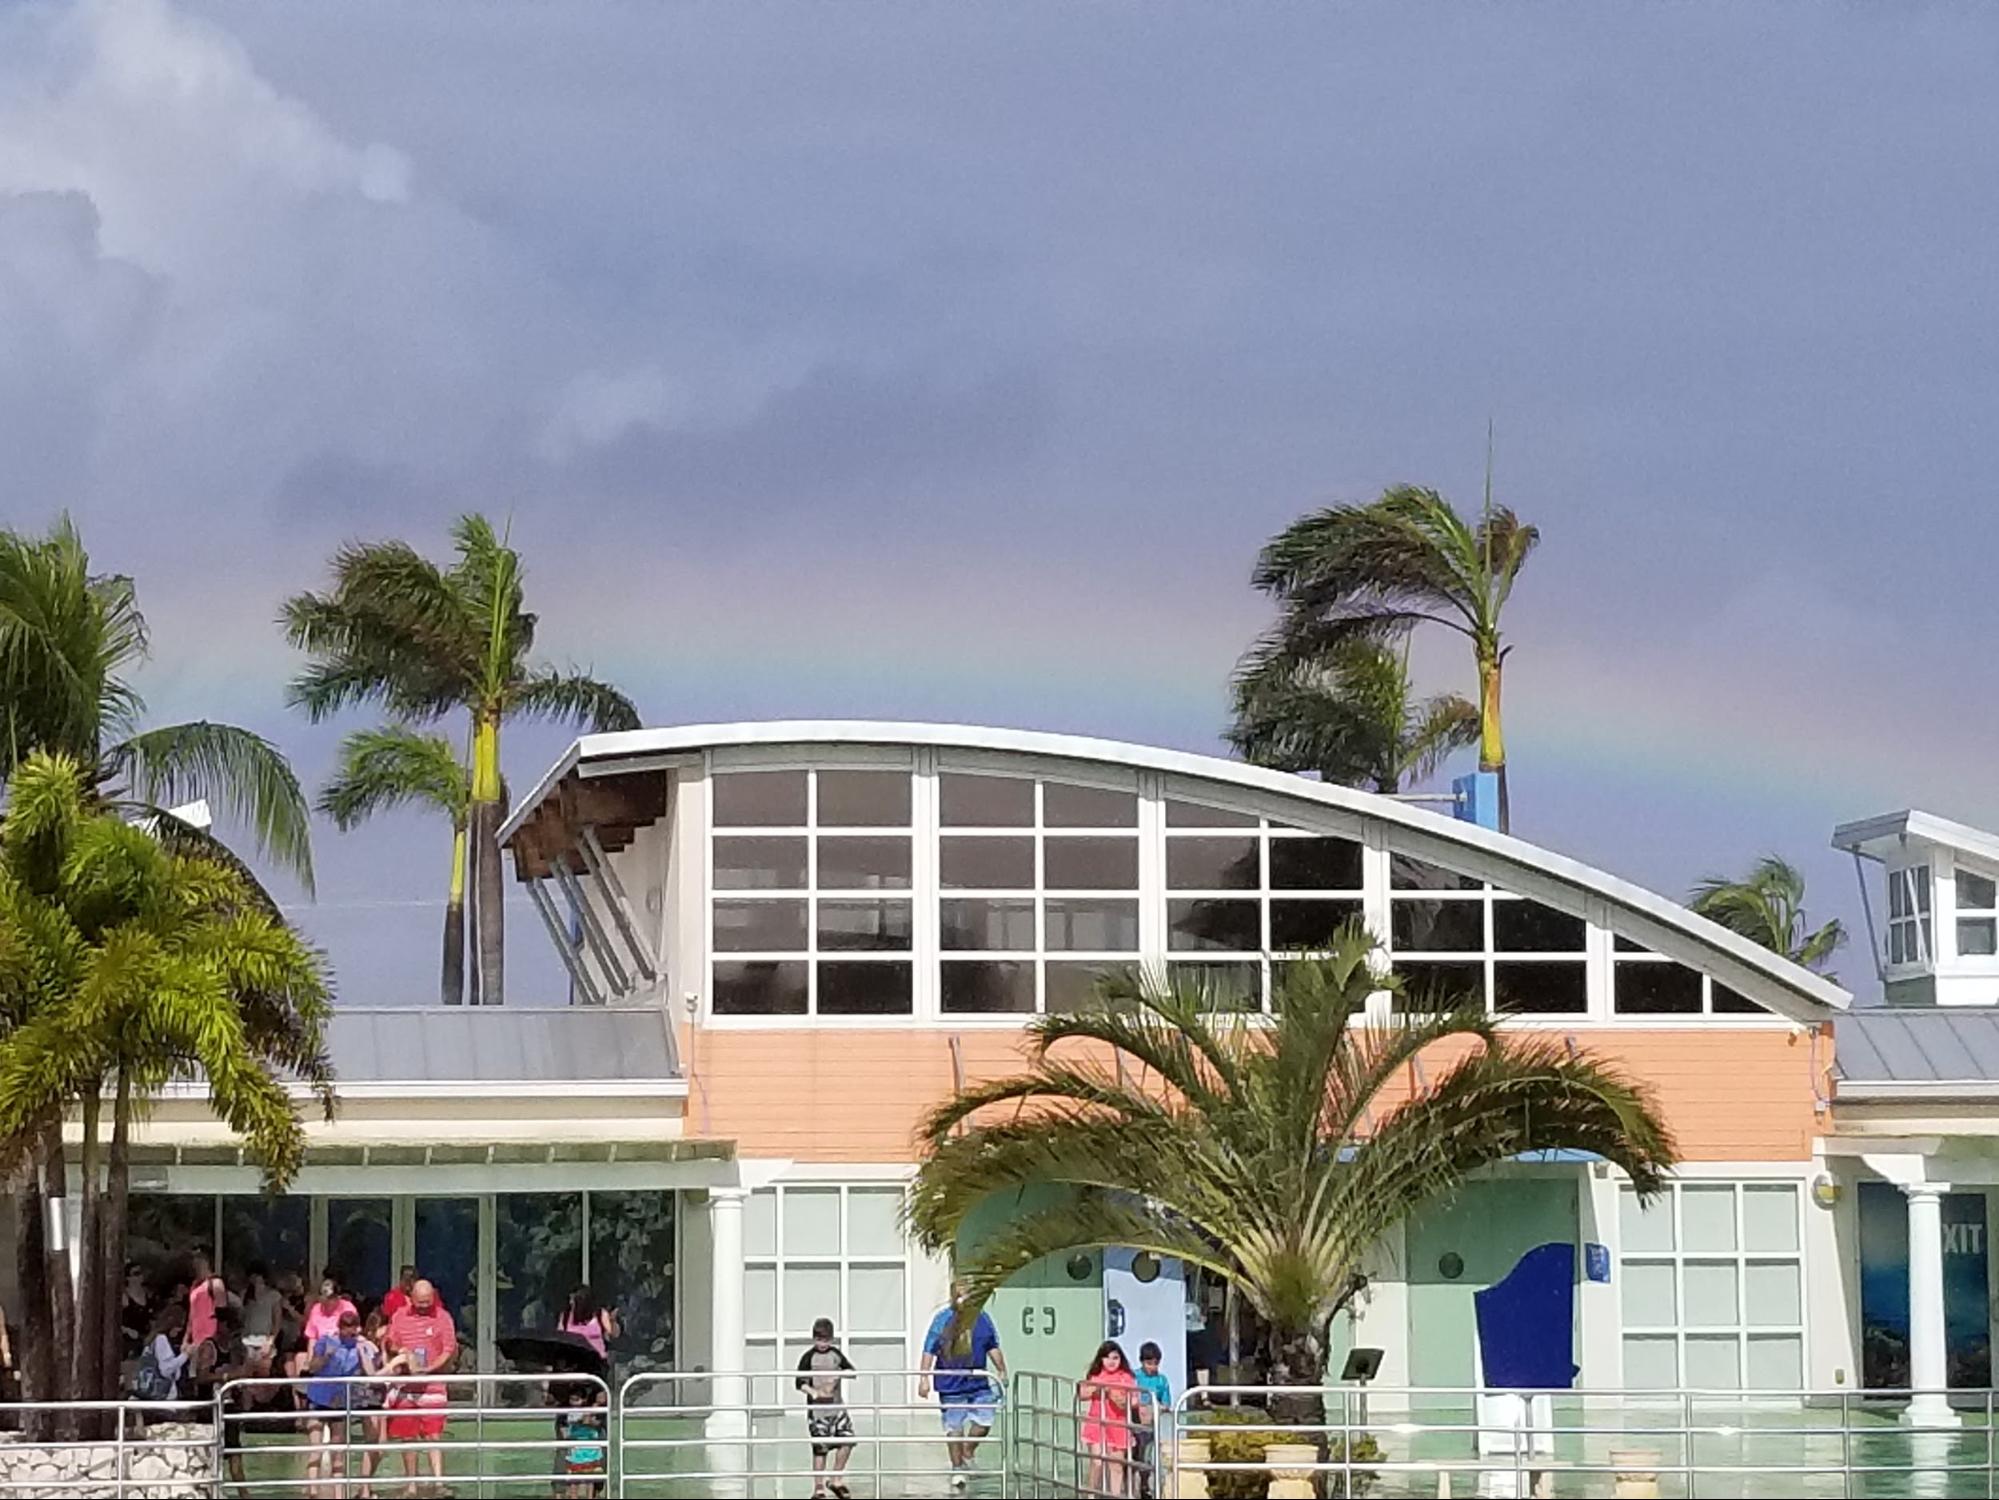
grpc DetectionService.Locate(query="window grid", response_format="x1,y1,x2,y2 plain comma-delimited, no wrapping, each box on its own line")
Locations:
1163,807,1364,1013
1611,945,1766,1017
1956,863,1999,959
938,773,1141,1016
701,760,1784,1026
743,1184,913,1379
1618,1182,1806,1392
1385,860,1588,1017
710,769,915,1017
1887,865,1934,968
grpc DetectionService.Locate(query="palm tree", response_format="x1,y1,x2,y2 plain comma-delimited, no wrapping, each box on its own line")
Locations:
1690,856,1846,973
0,752,334,1406
0,517,316,886
283,515,640,1004
320,726,472,1005
1228,635,1479,794
1252,480,1537,830
907,927,1674,1422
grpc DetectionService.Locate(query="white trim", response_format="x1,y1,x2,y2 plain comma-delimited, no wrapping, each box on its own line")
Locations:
1834,1080,1999,1102
504,721,1850,1021
152,1079,689,1103
1834,809,1999,868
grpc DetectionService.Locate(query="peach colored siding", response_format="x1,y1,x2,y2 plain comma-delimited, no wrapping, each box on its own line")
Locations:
681,1025,1824,1164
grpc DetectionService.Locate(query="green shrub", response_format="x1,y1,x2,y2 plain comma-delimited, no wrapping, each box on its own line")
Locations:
1182,1407,1383,1499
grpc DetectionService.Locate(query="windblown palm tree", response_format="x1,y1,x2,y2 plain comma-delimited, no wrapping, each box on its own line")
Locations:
1690,856,1845,973
1228,635,1479,794
0,517,315,887
284,514,639,1004
319,726,472,1006
1253,481,1537,829
908,927,1674,1420
0,753,333,1408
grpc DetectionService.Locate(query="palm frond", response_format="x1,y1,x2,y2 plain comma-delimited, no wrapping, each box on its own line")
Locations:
507,669,642,733
110,722,315,893
318,726,469,830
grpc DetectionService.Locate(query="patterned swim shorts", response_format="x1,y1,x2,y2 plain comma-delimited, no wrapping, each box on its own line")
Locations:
807,1403,855,1455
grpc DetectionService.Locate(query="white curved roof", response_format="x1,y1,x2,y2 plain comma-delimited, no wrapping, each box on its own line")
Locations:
502,719,1850,1022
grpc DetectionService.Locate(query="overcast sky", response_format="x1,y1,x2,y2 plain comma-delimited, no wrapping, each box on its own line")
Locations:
4,0,1994,1004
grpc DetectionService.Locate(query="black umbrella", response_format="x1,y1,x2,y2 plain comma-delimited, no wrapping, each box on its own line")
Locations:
497,1333,608,1377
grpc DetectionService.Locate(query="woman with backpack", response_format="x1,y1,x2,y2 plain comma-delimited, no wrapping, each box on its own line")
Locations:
134,1304,192,1417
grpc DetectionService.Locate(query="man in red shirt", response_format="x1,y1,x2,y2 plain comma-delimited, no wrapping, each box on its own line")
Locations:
384,1279,458,1491
381,1265,418,1321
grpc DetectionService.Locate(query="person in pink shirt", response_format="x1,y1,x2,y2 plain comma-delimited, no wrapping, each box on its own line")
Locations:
185,1251,223,1350
302,1272,358,1344
383,1279,458,1491
1081,1341,1139,1498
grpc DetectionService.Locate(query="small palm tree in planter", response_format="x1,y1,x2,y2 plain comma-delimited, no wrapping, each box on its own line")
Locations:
907,926,1675,1488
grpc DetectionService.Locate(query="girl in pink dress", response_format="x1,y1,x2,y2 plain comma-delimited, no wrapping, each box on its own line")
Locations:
1080,1341,1139,1497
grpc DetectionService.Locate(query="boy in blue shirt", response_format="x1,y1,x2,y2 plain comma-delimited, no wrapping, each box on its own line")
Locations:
918,1279,1008,1490
1133,1341,1173,1496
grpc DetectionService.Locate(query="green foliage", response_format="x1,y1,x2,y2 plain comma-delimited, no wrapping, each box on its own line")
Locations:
1190,1408,1383,1499
0,752,334,1189
0,518,314,888
318,725,470,831
1229,636,1478,793
909,928,1674,1387
1690,855,1846,975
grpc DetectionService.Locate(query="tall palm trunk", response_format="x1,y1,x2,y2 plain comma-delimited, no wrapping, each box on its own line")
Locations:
41,1116,76,1422
100,1066,132,1402
1265,1324,1328,1427
72,1085,102,1411
17,1153,54,1438
471,711,505,1004
442,822,468,1005
1477,649,1508,832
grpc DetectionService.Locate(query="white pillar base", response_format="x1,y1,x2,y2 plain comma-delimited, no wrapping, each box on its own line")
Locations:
1900,1392,1961,1429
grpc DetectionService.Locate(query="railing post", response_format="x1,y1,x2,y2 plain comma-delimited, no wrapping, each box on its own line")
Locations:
113,1402,127,1500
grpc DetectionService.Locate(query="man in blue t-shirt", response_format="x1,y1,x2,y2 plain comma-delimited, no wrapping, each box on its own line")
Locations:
918,1279,1008,1489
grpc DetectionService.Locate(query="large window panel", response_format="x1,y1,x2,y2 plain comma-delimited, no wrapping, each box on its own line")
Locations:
326,1198,393,1304
495,1193,582,1336
1043,783,1137,828
713,960,808,1016
714,771,808,827
817,960,914,1015
816,837,912,890
1044,837,1139,890
1166,837,1260,891
1393,960,1486,1012
1392,899,1485,953
817,899,913,951
815,770,910,827
1270,837,1363,891
714,899,808,952
939,837,1035,889
1493,962,1587,1015
1167,899,1260,952
939,773,1034,827
941,899,1035,951
1047,898,1140,952
713,836,808,890
1492,899,1586,953
941,961,1036,1014
220,1195,309,1283
1170,960,1263,1011
1270,899,1362,950
587,1190,676,1372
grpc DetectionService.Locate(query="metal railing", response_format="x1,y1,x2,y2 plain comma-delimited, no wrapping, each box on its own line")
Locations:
1010,1371,1161,1499
9,1379,1999,1496
213,1370,610,1497
617,1366,1008,1497
0,1401,214,1496
1165,1384,1999,1499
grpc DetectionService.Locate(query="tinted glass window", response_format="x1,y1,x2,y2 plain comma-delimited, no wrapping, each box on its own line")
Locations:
939,837,1034,889
1168,899,1260,952
713,771,807,827
941,898,1036,951
1494,961,1588,1015
1045,899,1141,952
713,960,808,1015
1393,960,1485,1012
1165,800,1257,828
816,770,910,827
1169,960,1263,1012
1271,899,1363,950
941,961,1036,1014
1391,899,1484,952
1270,837,1364,890
817,900,913,951
1044,837,1139,890
1492,900,1586,953
938,773,1034,827
1614,961,1704,1014
713,837,807,890
1390,855,1482,892
1167,837,1260,891
1043,783,1138,828
817,961,914,1015
816,837,912,890
713,899,807,952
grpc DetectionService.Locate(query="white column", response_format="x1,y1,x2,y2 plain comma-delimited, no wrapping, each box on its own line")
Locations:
705,1186,751,1488
1902,1184,1961,1428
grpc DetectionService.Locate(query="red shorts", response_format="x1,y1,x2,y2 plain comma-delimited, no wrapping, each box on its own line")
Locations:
385,1389,448,1440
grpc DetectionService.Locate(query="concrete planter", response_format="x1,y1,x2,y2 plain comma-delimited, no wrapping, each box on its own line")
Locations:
1608,1446,1661,1499
1264,1440,1319,1500
1171,1435,1212,1498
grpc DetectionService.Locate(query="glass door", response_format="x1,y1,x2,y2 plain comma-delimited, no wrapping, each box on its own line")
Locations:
413,1197,482,1347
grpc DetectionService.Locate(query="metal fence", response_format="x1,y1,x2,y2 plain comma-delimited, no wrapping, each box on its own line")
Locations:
8,1380,1999,1497
213,1371,610,1497
617,1366,1008,1497
1165,1384,1999,1499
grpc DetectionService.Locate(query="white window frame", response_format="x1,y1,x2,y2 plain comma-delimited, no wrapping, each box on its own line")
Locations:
1617,1181,1807,1393
1954,859,1999,962
1886,862,1934,971
743,1182,915,1376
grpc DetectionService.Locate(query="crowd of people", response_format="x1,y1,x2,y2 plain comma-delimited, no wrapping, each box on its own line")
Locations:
118,1251,497,1497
